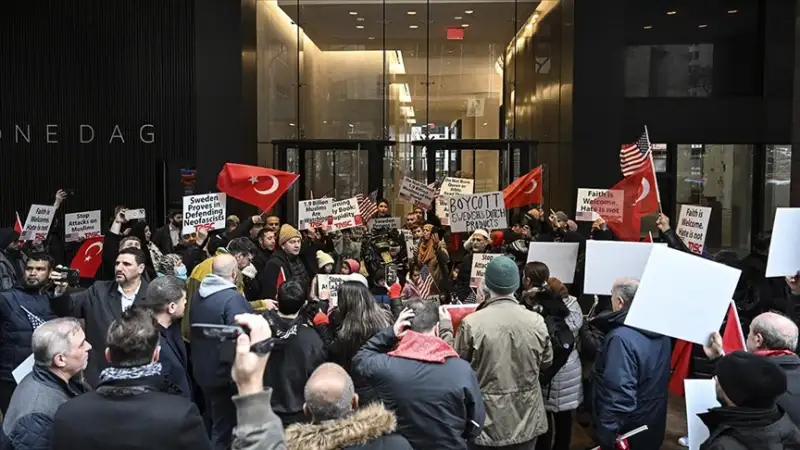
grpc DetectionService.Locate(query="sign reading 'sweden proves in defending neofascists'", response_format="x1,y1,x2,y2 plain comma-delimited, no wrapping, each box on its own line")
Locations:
447,191,507,233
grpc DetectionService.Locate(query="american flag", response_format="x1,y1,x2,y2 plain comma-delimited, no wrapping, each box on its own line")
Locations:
356,189,379,223
20,305,45,329
619,126,651,177
418,264,436,298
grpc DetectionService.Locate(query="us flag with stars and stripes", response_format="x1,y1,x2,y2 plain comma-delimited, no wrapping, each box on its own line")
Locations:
619,126,651,177
356,189,379,223
418,264,436,298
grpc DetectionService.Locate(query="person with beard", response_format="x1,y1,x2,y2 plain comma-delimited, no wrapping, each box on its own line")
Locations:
252,228,276,273
0,229,26,292
452,229,492,304
260,225,311,301
152,211,183,255
262,281,327,427
0,253,60,413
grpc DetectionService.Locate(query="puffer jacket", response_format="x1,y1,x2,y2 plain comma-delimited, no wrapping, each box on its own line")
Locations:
0,287,58,382
544,296,583,413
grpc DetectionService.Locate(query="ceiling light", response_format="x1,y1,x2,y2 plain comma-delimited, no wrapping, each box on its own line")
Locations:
728,9,738,14
461,24,469,27
357,17,365,21
483,122,488,126
454,16,462,20
289,123,296,127
698,24,707,28
356,25,364,29
666,10,676,15
465,10,474,14
349,11,358,15
368,36,376,40
407,11,416,15
643,25,652,29
409,25,418,29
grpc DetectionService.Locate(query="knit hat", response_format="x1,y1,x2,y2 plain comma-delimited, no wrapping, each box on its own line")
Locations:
278,224,302,246
483,256,520,295
715,351,787,408
344,259,360,274
316,251,334,269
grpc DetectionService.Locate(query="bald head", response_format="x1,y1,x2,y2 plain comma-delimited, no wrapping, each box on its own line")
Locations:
303,363,356,422
212,253,238,281
750,312,799,351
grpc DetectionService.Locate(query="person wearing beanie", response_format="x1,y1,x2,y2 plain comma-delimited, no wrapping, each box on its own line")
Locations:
0,228,25,292
309,251,335,302
698,351,800,449
454,256,552,449
259,224,311,301
341,259,360,275
453,229,491,304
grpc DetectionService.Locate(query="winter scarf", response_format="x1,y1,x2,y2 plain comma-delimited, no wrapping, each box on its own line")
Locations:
98,362,162,383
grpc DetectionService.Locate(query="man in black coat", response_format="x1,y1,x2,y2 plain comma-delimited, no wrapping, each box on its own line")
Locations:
352,300,485,449
50,247,149,386
0,228,25,292
152,211,183,255
260,224,310,300
52,307,211,450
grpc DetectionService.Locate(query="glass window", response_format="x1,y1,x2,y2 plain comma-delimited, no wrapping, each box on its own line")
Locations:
763,145,792,229
676,144,753,255
624,44,714,97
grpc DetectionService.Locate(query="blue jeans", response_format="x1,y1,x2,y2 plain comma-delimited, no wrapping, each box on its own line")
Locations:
204,384,238,450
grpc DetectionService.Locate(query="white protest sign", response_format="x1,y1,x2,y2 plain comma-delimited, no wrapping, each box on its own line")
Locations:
298,198,333,231
685,380,721,450
12,354,34,384
575,189,624,222
447,191,507,233
125,208,146,220
400,229,415,257
435,197,451,226
330,198,362,231
766,208,800,277
398,177,436,210
440,177,475,197
625,245,741,345
317,274,363,305
583,241,665,295
676,205,712,254
182,193,227,234
21,205,56,241
526,242,580,283
370,216,401,230
470,253,501,287
64,210,102,242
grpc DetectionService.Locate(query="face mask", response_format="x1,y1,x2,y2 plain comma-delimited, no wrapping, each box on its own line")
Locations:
175,266,188,280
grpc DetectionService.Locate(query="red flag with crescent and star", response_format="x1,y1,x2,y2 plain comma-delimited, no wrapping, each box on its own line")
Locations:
590,165,658,241
217,164,299,212
70,236,104,279
502,166,543,209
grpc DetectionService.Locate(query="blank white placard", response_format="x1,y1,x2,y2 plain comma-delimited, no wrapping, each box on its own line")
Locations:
625,245,742,344
526,242,580,283
685,379,720,450
13,354,34,384
583,241,663,295
766,208,800,277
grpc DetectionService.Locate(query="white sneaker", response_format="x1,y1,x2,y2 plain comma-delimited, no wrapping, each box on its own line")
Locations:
678,436,689,447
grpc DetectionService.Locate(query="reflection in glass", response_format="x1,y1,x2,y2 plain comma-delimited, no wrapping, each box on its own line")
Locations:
625,44,714,97
764,145,792,229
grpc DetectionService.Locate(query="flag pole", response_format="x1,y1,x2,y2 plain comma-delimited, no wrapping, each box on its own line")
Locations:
644,125,663,215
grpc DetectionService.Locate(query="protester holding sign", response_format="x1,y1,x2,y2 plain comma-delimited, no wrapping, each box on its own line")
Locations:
413,224,449,296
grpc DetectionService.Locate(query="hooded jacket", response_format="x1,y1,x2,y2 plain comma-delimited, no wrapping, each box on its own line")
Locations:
188,274,252,388
591,307,672,450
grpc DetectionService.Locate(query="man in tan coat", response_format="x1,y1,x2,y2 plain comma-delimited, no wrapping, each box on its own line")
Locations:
455,256,552,450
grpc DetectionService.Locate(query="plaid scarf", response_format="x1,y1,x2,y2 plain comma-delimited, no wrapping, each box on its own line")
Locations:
99,362,162,383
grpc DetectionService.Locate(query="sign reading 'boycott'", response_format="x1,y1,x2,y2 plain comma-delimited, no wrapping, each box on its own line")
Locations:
575,188,624,221
447,191,507,233
676,205,711,254
182,193,227,234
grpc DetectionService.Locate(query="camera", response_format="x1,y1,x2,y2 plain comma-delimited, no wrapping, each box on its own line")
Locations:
191,324,275,355
53,267,80,285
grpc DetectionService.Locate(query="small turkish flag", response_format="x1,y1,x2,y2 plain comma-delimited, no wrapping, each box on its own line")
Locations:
217,164,299,212
444,304,478,332
70,237,104,279
277,267,286,293
502,166,543,209
591,165,659,242
722,301,746,354
13,211,22,235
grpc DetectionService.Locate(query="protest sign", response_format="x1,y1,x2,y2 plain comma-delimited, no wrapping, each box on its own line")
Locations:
440,177,474,197
182,193,227,234
125,208,146,220
470,253,502,287
21,205,56,241
765,207,800,277
370,216,400,230
526,242,580,283
447,191,507,233
317,274,362,305
330,198,362,231
65,210,102,242
575,189,624,222
298,198,333,231
684,380,720,450
12,354,34,384
676,204,712,254
435,197,451,226
400,229,415,257
398,177,436,210
583,241,664,295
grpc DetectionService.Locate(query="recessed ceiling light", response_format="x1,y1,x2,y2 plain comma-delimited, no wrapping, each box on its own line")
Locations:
368,36,375,40
356,25,364,29
465,10,474,14
666,10,677,15
407,11,416,15
698,24,707,28
728,9,738,14
643,25,652,29
357,17,365,21
454,16,462,20
461,23,469,27
349,11,358,15
409,25,418,29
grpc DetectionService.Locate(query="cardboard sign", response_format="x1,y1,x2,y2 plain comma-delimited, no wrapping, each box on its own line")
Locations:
299,198,333,231
470,253,502,287
526,242,580,284
440,177,475,197
766,208,800,277
370,216,401,230
447,191,507,233
685,380,721,450
435,197,451,226
317,274,363,305
330,198,362,231
583,241,665,295
12,354,34,384
575,189,624,222
676,205,712,254
182,193,227,234
125,208,146,220
398,177,436,210
21,205,56,241
400,229,415,257
65,210,102,242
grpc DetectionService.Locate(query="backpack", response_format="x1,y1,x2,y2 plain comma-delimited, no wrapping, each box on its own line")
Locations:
539,314,575,386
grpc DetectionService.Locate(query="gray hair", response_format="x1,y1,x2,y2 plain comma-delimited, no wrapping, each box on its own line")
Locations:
32,318,83,366
304,371,355,421
611,278,639,308
751,313,799,351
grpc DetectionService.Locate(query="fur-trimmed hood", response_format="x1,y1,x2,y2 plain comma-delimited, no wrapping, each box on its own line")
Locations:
285,403,397,450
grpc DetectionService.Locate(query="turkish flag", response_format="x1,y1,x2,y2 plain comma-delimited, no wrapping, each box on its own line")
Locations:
668,339,693,397
13,211,22,235
591,166,659,242
70,237,104,279
276,267,286,293
502,166,543,209
217,163,299,212
722,302,746,354
444,304,478,333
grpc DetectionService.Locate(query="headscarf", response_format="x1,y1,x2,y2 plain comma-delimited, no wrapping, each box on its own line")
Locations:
416,224,437,263
155,253,184,277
